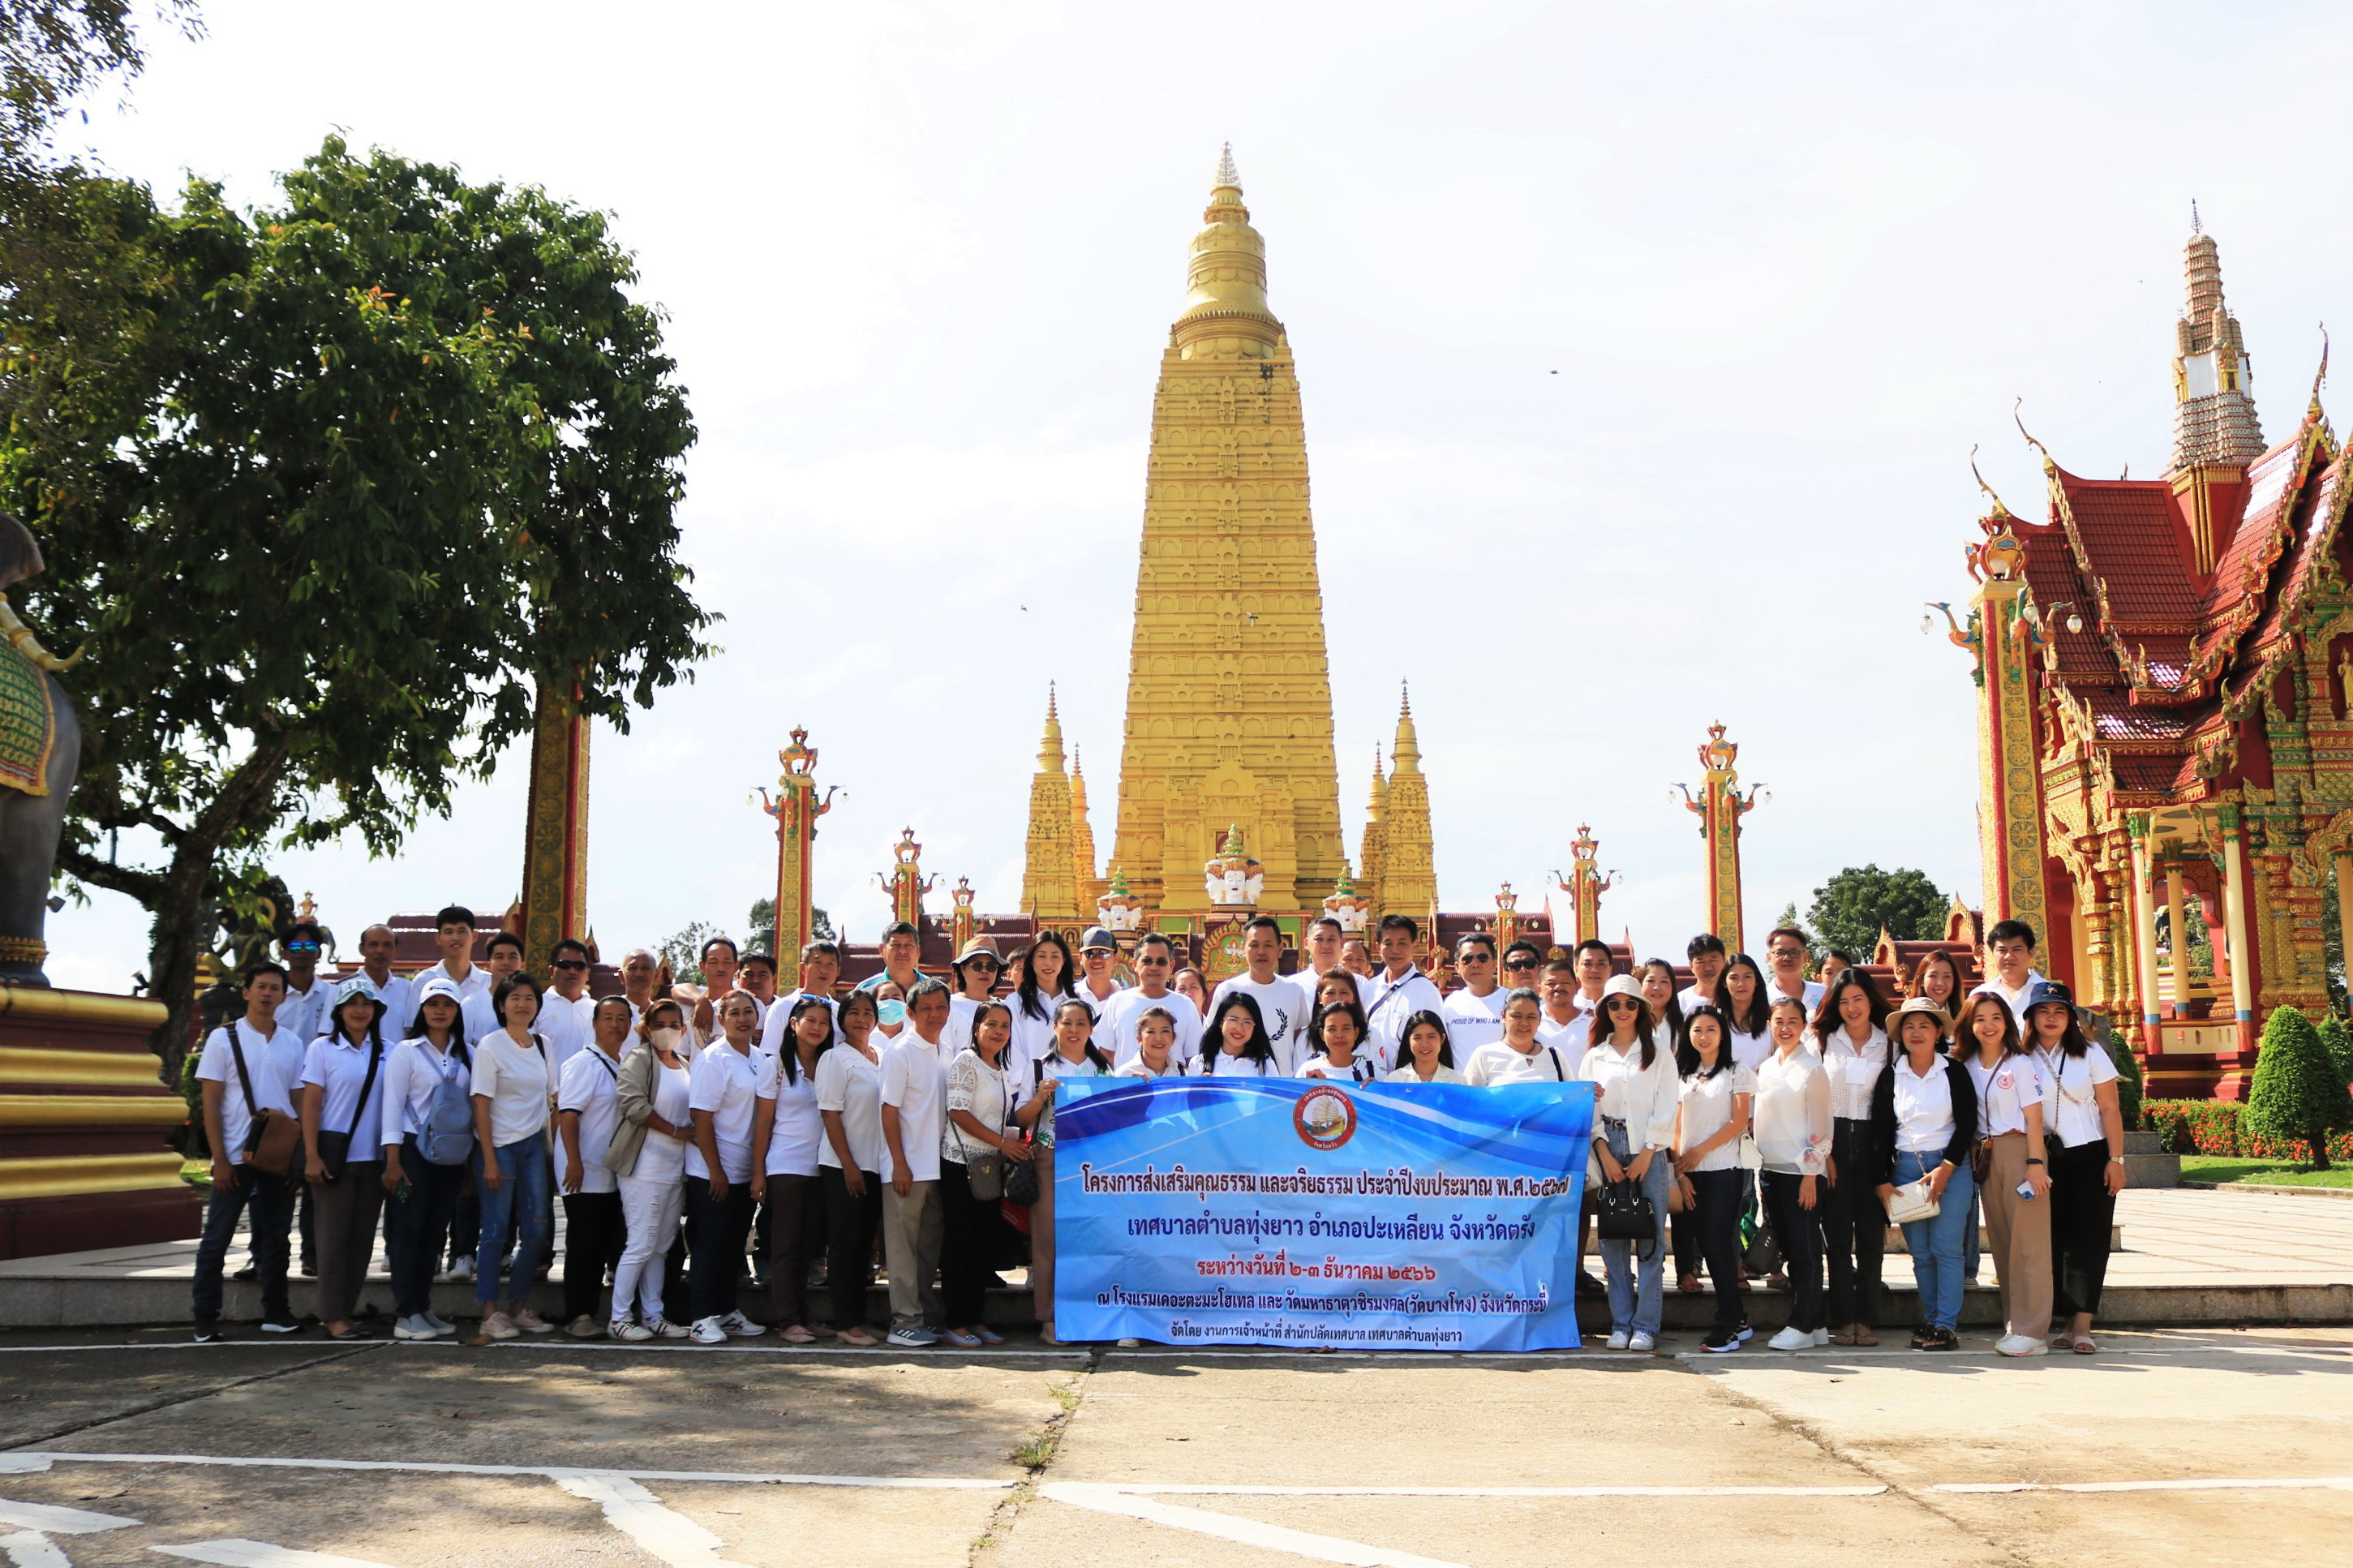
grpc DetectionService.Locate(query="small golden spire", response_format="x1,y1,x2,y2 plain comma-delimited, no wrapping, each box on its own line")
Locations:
1037,684,1067,772
1214,141,1238,188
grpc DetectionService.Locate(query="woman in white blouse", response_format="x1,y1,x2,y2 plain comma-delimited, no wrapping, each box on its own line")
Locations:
1717,954,1772,1068
818,990,887,1347
1299,998,1378,1082
609,999,695,1341
467,973,553,1342
2028,980,2120,1354
1753,995,1831,1351
1811,970,1893,1347
1870,996,1977,1351
751,994,834,1344
1578,974,1681,1351
301,977,392,1342
1463,990,1572,1085
1197,994,1280,1077
1672,1004,1754,1353
940,1001,1028,1347
380,977,471,1341
1959,994,2052,1357
1385,1012,1461,1084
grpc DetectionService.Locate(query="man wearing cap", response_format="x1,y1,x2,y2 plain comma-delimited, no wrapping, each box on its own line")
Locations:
943,937,1002,1055
1071,927,1123,1021
1101,932,1203,1069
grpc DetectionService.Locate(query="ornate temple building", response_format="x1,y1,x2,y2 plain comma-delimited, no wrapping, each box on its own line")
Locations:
1957,224,2353,1097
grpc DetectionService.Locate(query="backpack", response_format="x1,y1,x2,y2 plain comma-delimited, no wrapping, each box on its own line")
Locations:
418,1040,476,1166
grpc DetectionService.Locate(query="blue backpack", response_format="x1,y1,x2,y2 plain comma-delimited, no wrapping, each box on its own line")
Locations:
418,1042,475,1166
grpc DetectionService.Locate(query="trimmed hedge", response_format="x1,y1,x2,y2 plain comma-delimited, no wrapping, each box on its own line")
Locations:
2143,1098,2353,1163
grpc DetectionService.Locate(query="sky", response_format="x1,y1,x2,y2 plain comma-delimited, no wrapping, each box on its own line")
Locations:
36,0,2353,987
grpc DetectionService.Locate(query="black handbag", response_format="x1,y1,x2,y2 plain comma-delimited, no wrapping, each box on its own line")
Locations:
1595,1177,1658,1257
1004,1144,1040,1206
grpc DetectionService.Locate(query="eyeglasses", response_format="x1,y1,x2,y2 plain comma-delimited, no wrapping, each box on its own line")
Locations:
284,941,320,954
552,960,587,972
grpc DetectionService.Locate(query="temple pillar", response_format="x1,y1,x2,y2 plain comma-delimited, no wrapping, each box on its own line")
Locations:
2219,806,2256,1046
2162,853,2192,1020
759,728,834,990
2079,876,2116,1016
1966,556,2051,931
2127,817,2162,1046
1678,724,1759,952
518,681,590,965
2334,851,2353,994
1556,823,1613,949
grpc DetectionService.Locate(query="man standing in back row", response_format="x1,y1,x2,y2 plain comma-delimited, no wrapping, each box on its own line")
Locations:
1363,915,1445,1076
1209,917,1306,1072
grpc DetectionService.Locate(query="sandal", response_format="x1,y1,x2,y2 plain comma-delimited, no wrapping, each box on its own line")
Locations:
836,1326,880,1347
2067,1332,2097,1355
1827,1325,1860,1346
780,1324,817,1344
1849,1325,1879,1347
1677,1274,1703,1295
1909,1329,1930,1350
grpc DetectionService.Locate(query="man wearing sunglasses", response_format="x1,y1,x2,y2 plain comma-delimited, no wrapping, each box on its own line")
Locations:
1443,932,1509,1058
1072,927,1123,1021
277,920,331,1043
1101,932,1201,1069
541,939,598,1076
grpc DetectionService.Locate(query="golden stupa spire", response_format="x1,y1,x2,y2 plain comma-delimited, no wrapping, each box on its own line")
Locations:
1358,744,1389,918
1380,685,1436,921
1023,685,1082,919
1174,141,1281,358
1071,747,1102,913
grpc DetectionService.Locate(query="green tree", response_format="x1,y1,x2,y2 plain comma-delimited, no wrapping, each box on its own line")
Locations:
2243,1007,2352,1170
746,896,831,956
2,139,710,1068
2,2,198,172
1806,866,1946,963
657,921,728,988
2319,1013,2353,1094
2097,1017,2143,1131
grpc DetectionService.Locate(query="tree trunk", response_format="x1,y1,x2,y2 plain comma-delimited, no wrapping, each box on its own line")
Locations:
144,733,294,1075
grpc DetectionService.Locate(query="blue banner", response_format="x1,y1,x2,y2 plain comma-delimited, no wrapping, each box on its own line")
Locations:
1052,1076,1595,1351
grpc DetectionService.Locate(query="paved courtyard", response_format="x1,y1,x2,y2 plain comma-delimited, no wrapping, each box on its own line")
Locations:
0,1327,2343,1568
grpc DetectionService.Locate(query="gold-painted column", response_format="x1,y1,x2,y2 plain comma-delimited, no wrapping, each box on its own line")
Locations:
2128,817,2162,1047
2163,853,2192,1020
758,728,833,991
2334,853,2353,997
518,681,590,964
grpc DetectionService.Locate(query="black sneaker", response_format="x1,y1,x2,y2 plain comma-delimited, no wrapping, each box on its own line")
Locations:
1699,1329,1741,1354
259,1316,306,1334
1923,1327,1959,1352
192,1322,224,1343
230,1263,257,1281
1574,1272,1607,1298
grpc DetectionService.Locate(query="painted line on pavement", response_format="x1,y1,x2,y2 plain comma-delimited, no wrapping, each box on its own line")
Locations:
1934,1476,2353,1494
0,1532,68,1568
1097,1483,1887,1497
0,1499,139,1535
6,1452,1011,1492
552,1472,749,1568
154,1539,399,1568
1043,1484,1466,1568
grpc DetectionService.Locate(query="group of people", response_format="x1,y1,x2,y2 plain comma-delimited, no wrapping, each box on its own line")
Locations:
187,903,2128,1358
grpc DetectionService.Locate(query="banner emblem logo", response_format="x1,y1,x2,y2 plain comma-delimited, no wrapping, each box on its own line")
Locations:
1293,1085,1358,1151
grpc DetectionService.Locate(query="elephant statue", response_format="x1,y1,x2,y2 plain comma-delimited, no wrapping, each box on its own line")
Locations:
0,511,82,988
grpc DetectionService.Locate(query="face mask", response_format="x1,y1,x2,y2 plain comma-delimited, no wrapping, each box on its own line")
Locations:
878,999,908,1027
650,1027,685,1052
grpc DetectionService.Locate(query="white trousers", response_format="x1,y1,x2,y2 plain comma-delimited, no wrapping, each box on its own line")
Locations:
613,1172,686,1321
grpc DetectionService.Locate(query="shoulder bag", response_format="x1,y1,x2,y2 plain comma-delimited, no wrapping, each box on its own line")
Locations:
227,1026,303,1176
1595,1175,1658,1257
314,1037,384,1179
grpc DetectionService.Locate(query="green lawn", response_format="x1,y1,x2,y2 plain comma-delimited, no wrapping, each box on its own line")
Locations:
2179,1156,2353,1189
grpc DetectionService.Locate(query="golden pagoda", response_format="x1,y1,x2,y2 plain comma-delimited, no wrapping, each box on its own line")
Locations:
1021,687,1084,920
1105,144,1347,923
1378,687,1437,922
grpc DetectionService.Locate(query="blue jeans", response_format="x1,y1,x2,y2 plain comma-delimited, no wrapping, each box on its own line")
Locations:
191,1163,295,1326
1597,1119,1668,1337
474,1132,551,1306
1893,1149,1973,1331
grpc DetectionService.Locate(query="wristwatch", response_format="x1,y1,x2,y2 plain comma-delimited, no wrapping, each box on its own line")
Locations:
2108,1155,2126,1165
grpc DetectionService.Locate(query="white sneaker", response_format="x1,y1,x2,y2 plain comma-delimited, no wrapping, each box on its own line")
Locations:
1994,1333,2046,1358
478,1311,518,1341
423,1312,456,1336
1810,1327,1831,1347
719,1311,763,1338
612,1319,654,1342
392,1314,434,1341
438,1257,474,1282
1604,1330,1631,1351
509,1307,553,1335
689,1316,729,1346
647,1317,692,1340
1767,1326,1813,1351
1628,1331,1656,1353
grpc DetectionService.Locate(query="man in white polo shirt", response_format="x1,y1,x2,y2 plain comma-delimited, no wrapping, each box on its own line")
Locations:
879,979,951,1348
1678,933,1729,1016
1071,928,1124,1021
1102,932,1202,1068
1764,926,1827,1016
1363,914,1445,1076
1209,917,1307,1072
1442,931,1509,1058
191,962,304,1341
1969,919,2047,1030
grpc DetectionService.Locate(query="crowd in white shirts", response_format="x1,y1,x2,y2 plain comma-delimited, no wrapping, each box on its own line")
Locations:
188,903,2123,1359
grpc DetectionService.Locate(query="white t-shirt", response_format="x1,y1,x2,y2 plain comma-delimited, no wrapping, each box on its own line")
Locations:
1675,982,1723,1018
554,1046,625,1194
1114,1057,1187,1079
758,987,839,1059
1967,1051,2048,1138
1363,968,1446,1075
815,1045,884,1174
1971,969,2048,1033
754,1046,825,1177
1199,1050,1276,1077
2034,1044,2120,1149
363,972,417,1043
1385,1060,1464,1085
300,1033,389,1156
878,1033,948,1183
537,992,597,1077
1005,993,1076,1082
1071,977,1123,1024
1291,966,1374,1027
1767,977,1827,1017
1725,1023,1773,1072
1535,1014,1594,1080
1297,1054,1380,1083
380,1034,468,1150
1675,1064,1756,1173
684,1042,761,1183
1208,974,1307,1073
279,977,332,1044
198,1020,298,1165
631,1056,693,1184
470,1030,551,1149
1099,987,1204,1069
1463,1040,1574,1086
1442,986,1508,1058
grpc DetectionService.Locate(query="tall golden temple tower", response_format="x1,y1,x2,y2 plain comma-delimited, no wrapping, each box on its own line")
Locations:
1108,145,1346,922
1379,689,1437,921
1358,745,1388,915
1022,688,1084,921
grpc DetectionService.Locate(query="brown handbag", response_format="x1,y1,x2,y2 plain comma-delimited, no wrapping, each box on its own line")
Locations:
226,1026,303,1177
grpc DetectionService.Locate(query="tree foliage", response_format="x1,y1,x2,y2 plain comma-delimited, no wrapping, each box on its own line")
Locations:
656,921,728,988
2319,1012,2353,1095
0,138,710,1063
1806,865,1946,962
2244,1007,2353,1171
2,0,197,174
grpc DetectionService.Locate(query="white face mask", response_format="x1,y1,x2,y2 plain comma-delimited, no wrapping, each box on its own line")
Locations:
650,1026,685,1053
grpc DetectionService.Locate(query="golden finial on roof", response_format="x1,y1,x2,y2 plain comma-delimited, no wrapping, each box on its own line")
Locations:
2306,324,2329,427
1037,684,1066,772
1969,443,2013,522
2012,397,2056,477
1214,141,1239,189
1391,683,1423,771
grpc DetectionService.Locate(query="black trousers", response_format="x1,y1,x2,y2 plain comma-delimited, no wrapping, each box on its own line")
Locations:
1820,1119,1886,1325
823,1163,883,1330
2050,1139,2117,1319
1760,1171,1825,1333
1686,1168,1746,1332
686,1182,756,1322
561,1191,626,1323
938,1159,1003,1327
762,1174,825,1328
